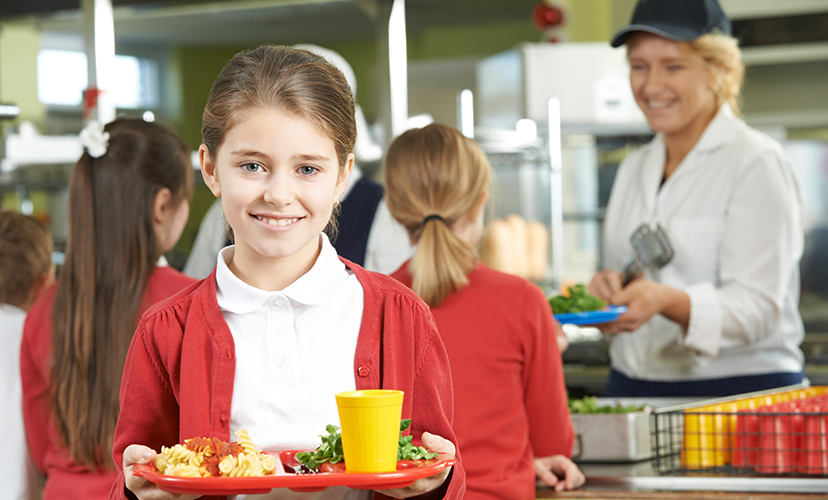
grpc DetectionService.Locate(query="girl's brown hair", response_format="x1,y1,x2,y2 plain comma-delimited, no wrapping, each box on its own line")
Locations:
384,124,491,308
52,118,192,469
0,210,52,307
202,45,355,238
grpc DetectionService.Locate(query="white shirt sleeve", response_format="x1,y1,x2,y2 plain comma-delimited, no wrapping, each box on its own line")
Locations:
682,147,804,357
363,199,413,274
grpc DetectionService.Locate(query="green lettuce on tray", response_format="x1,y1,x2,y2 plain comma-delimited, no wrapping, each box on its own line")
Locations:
548,284,606,314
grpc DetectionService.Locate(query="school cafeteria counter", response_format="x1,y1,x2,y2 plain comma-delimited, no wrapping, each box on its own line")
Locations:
536,460,828,499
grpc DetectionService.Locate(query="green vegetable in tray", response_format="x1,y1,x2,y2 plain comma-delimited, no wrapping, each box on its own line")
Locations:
549,284,606,314
396,419,439,461
295,419,438,471
295,424,344,470
568,396,647,414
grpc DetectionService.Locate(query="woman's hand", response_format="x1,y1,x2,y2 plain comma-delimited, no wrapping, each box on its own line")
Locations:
587,269,624,302
123,445,201,500
534,455,585,491
600,278,690,335
374,432,454,498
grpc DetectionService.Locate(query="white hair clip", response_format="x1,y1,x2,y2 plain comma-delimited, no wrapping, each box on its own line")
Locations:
79,120,110,158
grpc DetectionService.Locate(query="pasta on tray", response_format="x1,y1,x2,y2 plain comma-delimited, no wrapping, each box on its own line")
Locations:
153,428,277,478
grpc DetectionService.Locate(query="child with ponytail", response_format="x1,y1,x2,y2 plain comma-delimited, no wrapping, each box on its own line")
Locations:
21,119,195,499
385,123,584,499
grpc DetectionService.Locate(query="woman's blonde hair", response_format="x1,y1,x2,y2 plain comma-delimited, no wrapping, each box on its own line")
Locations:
384,123,491,308
687,33,745,115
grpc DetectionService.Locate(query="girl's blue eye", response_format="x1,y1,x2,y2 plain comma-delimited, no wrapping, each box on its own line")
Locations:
242,163,262,173
299,166,317,175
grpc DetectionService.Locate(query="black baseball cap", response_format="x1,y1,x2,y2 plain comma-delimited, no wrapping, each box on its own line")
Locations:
610,0,732,48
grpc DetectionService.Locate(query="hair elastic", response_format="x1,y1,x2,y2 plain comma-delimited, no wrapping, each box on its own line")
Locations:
79,120,110,159
422,214,445,226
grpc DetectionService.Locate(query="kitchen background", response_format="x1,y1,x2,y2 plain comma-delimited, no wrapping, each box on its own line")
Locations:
1,0,827,395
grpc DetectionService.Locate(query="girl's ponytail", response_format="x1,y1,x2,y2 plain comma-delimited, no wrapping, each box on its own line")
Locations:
384,124,491,308
408,215,475,307
52,119,191,469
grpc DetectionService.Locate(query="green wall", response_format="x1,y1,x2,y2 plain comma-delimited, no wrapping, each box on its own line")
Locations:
0,22,45,130
175,45,248,149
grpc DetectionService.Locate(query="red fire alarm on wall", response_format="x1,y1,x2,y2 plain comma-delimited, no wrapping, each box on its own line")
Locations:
531,1,568,43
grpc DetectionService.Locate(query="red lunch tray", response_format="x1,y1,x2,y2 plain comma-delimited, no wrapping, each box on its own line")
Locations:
132,450,454,495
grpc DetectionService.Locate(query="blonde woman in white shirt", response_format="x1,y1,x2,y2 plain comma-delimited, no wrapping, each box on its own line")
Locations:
588,0,806,397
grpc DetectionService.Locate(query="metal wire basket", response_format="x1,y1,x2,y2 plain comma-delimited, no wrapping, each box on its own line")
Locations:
651,386,828,477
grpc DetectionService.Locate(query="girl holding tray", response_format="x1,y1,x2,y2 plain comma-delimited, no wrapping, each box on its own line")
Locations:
111,45,464,500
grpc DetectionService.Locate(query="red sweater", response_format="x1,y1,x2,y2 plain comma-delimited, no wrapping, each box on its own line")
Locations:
392,262,574,500
21,266,197,500
110,259,465,500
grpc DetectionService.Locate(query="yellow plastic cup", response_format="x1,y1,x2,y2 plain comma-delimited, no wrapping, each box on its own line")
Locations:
336,389,404,473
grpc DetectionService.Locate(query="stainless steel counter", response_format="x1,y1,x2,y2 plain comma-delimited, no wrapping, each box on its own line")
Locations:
574,461,828,494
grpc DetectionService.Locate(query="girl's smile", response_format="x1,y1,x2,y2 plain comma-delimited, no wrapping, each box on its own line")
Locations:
200,107,353,290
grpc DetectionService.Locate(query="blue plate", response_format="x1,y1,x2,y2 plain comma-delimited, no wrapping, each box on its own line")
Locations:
554,305,628,326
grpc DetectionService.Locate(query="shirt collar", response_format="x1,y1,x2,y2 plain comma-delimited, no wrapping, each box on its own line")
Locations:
215,233,347,314
641,103,742,204
688,103,742,154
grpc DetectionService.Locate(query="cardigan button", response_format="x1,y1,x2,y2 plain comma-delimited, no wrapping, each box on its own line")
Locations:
358,366,370,377
226,349,233,360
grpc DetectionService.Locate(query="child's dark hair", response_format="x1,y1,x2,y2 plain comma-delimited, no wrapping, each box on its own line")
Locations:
201,45,356,239
0,210,53,307
51,118,193,469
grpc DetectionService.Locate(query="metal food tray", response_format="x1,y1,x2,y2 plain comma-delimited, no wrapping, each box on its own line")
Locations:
571,410,652,462
569,397,706,463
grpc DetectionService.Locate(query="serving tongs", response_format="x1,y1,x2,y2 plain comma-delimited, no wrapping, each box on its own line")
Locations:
622,223,674,286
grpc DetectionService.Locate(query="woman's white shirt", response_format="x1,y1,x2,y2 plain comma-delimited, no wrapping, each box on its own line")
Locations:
603,103,806,381
216,234,368,500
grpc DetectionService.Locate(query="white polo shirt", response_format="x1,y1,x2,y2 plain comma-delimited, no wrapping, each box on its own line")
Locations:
216,234,363,449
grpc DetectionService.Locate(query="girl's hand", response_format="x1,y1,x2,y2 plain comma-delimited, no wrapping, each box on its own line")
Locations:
587,269,624,302
534,455,585,491
554,320,569,354
123,444,202,500
374,432,454,499
600,279,690,334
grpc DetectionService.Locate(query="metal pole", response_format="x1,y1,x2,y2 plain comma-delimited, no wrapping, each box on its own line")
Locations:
457,89,474,138
82,0,116,124
548,97,564,287
374,0,408,145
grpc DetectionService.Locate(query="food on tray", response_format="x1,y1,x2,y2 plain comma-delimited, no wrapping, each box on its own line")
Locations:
568,396,647,414
153,428,277,477
295,419,438,472
549,284,606,314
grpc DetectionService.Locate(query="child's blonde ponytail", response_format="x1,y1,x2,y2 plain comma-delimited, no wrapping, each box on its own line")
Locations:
384,124,491,308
